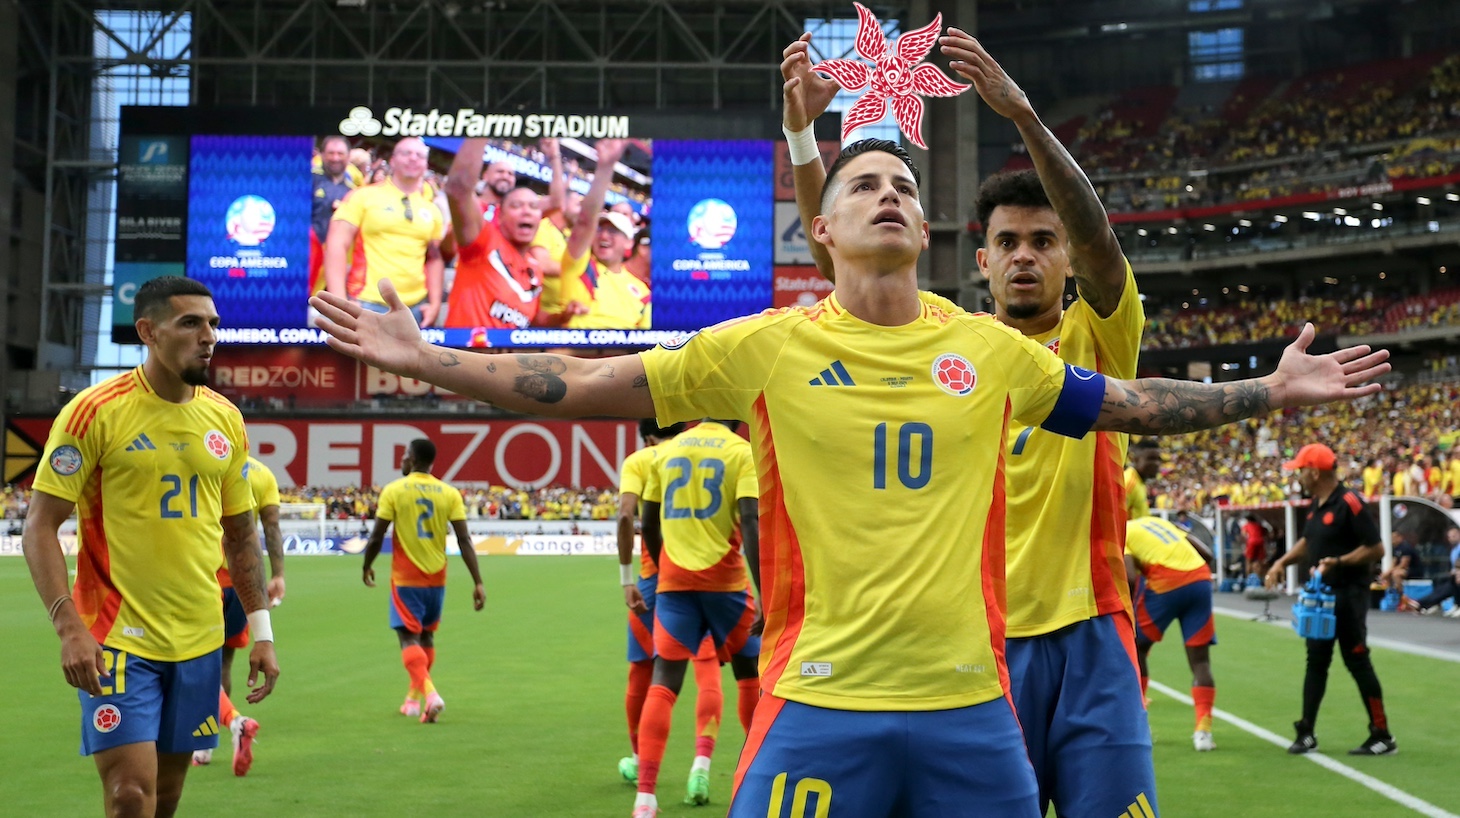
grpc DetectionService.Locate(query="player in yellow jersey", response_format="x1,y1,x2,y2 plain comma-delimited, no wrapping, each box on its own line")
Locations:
362,438,485,722
628,420,760,816
24,277,279,818
616,420,726,789
1126,438,1161,520
1125,515,1218,752
313,94,1389,818
193,455,285,774
1361,458,1385,499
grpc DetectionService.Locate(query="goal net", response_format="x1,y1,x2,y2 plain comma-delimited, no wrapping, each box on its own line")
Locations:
277,502,327,552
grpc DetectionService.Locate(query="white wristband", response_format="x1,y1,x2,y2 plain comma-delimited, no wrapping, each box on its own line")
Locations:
247,609,274,643
783,125,819,166
619,563,636,586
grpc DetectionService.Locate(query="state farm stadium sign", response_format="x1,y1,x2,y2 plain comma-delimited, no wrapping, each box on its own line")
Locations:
339,105,629,139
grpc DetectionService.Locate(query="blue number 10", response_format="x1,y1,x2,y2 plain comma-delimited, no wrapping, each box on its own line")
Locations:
873,422,933,490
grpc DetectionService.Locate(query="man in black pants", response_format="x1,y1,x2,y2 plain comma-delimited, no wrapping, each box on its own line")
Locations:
1265,443,1397,756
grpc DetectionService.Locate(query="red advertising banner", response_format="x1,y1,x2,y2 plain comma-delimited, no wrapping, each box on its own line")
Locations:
773,140,842,201
7,417,640,490
773,265,835,309
209,346,358,403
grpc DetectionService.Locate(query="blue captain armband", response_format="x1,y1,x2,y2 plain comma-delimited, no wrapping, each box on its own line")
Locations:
1040,365,1106,439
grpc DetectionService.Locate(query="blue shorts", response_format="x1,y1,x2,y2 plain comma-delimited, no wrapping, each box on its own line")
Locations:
627,576,658,663
79,647,222,756
653,589,759,663
1135,580,1217,647
390,584,445,633
221,587,250,648
729,695,1039,818
1006,614,1157,818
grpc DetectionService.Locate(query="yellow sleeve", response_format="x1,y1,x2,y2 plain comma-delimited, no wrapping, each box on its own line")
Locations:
639,313,787,426
558,248,593,308
642,460,665,504
220,412,254,517
732,442,759,500
982,319,1078,432
332,187,368,228
446,486,467,522
618,448,651,497
376,482,397,521
1068,259,1143,379
248,458,282,509
32,396,105,503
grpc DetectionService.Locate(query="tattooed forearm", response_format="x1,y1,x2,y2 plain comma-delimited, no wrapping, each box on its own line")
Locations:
222,516,269,613
632,374,648,388
1099,378,1273,435
598,364,615,378
439,351,461,367
513,355,569,404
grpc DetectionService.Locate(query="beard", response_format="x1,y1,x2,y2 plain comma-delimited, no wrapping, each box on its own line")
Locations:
181,364,210,386
491,180,514,197
1003,299,1043,320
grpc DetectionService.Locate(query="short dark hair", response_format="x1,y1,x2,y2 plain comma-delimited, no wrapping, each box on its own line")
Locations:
638,420,686,441
974,170,1052,230
821,139,921,213
134,276,213,321
504,181,539,201
320,134,350,152
408,438,437,466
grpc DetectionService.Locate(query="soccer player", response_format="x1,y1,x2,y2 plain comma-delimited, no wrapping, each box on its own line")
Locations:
616,419,727,791
784,29,1155,814
1125,515,1219,752
23,276,279,818
312,138,1387,818
631,419,760,815
1126,438,1161,520
362,437,485,722
557,141,651,330
193,454,285,774
1265,444,1396,756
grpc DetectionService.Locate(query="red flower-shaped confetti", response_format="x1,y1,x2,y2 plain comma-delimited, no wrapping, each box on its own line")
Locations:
813,3,970,149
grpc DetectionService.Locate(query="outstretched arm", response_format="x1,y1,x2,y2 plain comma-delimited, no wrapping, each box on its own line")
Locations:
941,29,1126,316
1092,325,1389,435
444,138,486,250
782,33,841,281
311,280,655,419
564,139,629,262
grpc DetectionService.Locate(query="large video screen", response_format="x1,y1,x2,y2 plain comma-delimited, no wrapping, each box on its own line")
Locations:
114,107,784,348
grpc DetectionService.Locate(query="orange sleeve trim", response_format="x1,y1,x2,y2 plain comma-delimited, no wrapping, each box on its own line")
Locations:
1343,491,1363,515
66,379,135,438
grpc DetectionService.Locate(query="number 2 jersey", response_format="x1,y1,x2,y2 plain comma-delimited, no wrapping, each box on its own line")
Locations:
376,472,467,587
34,367,253,662
641,421,758,593
640,294,1105,711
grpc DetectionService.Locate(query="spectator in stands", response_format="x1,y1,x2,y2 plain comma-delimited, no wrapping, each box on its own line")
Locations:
1380,530,1421,595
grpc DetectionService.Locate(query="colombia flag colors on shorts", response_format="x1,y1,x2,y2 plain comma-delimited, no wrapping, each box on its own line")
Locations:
34,367,254,662
641,293,1104,711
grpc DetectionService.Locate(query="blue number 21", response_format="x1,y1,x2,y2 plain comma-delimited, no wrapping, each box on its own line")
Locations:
872,423,933,490
160,474,199,519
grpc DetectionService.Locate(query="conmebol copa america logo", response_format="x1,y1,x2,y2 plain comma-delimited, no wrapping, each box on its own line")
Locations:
932,353,977,397
225,195,276,246
687,198,737,250
339,106,383,137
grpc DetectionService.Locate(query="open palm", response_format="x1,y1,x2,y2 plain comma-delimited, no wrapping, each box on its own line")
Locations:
1272,323,1390,407
309,279,426,376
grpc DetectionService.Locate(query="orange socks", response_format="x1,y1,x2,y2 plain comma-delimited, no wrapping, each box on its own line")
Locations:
692,658,723,758
218,688,241,726
625,661,654,754
1192,685,1215,732
402,645,435,696
423,646,436,671
636,685,677,795
736,678,760,733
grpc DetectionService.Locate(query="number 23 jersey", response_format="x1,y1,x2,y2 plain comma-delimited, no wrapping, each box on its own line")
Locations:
34,367,254,662
640,294,1101,711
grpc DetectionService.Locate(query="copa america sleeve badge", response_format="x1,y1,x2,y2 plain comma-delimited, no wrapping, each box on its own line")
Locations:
811,3,970,149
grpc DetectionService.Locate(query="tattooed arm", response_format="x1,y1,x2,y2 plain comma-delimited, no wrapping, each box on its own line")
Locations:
311,280,654,418
222,511,268,615
1091,324,1390,434
941,28,1126,316
782,33,839,282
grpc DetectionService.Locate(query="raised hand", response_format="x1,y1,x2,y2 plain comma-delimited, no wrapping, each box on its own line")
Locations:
782,33,840,132
595,138,629,168
939,28,1033,122
310,279,427,377
1270,324,1390,409
540,137,560,161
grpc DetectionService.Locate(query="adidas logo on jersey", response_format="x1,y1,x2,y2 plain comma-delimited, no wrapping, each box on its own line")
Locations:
192,715,222,738
124,434,157,452
808,361,856,387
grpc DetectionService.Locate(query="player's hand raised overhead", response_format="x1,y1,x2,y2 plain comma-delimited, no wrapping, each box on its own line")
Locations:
939,28,1034,122
311,279,426,378
782,33,840,132
1269,323,1390,408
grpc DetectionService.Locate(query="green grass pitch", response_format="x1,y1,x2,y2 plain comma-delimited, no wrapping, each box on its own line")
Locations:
3,557,1457,817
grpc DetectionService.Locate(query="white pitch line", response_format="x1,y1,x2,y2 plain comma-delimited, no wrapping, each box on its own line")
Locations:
1211,605,1460,664
1148,680,1459,818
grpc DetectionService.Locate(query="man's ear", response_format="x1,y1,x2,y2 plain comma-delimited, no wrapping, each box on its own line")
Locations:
811,214,832,247
135,317,156,345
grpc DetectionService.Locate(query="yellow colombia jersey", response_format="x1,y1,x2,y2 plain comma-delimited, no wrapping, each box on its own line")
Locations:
998,261,1143,638
1125,516,1210,594
331,179,442,307
1362,465,1384,498
560,249,651,329
641,422,758,594
377,472,466,587
33,367,253,662
218,456,282,589
618,442,669,580
641,293,1103,711
532,220,569,314
1124,467,1150,520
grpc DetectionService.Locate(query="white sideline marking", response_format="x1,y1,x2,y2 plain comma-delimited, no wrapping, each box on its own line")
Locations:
1212,605,1460,664
1148,680,1459,818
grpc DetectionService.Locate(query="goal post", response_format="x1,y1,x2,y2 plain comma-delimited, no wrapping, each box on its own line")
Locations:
277,502,327,553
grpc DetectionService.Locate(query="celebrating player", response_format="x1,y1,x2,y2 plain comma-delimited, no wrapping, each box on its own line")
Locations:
615,419,727,793
193,455,285,774
362,437,486,722
557,138,649,329
630,419,760,815
1125,514,1219,751
23,276,279,818
312,130,1388,818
